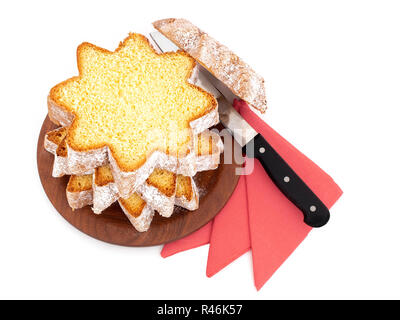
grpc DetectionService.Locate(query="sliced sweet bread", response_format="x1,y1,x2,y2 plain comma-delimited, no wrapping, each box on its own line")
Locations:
47,135,116,211
48,33,219,198
118,194,155,232
53,138,70,177
138,168,177,218
44,127,70,177
92,166,119,214
66,174,93,209
66,169,154,232
153,18,267,113
175,174,199,210
137,129,222,216
91,164,176,217
66,161,199,219
44,127,93,177
93,165,195,217
45,128,180,215
44,127,67,154
45,127,223,214
66,167,198,232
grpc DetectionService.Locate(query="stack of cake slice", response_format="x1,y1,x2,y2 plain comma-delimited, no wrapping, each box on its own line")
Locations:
44,33,224,232
44,128,223,231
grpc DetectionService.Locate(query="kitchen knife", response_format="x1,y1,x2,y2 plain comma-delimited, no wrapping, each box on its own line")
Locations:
150,32,330,227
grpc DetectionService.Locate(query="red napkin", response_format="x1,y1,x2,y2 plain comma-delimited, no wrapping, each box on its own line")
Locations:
206,175,250,277
161,221,213,258
161,100,343,290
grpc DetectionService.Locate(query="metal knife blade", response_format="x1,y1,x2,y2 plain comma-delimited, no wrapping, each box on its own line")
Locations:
214,94,258,147
150,31,179,54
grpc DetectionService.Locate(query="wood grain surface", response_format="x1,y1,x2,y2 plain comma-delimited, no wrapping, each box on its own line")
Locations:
37,116,241,246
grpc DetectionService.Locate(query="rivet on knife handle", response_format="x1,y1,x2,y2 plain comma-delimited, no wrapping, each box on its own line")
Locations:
245,134,330,228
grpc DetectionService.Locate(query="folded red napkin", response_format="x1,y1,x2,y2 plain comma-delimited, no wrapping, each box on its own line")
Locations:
161,100,343,290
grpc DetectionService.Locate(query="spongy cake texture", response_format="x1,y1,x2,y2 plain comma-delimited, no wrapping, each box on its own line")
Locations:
119,194,147,218
67,174,92,192
147,168,176,197
49,33,217,172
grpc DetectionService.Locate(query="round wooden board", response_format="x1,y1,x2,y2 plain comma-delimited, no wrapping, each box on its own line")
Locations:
37,116,241,246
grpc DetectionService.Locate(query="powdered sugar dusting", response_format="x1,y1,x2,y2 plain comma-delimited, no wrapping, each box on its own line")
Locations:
153,18,267,112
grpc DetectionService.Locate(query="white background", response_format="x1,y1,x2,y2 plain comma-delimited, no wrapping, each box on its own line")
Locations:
1,0,399,300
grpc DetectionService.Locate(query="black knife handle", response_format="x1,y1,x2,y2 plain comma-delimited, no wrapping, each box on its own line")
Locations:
245,134,330,228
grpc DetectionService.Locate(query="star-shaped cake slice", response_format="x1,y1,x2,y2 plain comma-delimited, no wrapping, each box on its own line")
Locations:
48,34,218,191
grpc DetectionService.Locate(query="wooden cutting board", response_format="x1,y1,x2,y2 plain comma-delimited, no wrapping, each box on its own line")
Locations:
37,116,241,246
